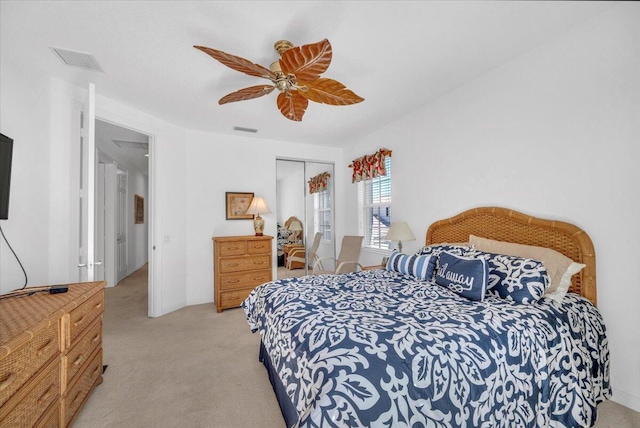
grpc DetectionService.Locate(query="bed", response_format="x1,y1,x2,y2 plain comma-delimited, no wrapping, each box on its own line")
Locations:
243,207,610,427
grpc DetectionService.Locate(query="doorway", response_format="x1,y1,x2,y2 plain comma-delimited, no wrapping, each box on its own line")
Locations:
95,120,150,296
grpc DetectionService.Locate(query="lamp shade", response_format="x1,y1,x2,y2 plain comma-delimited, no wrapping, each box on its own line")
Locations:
288,220,303,231
245,196,271,236
385,222,415,252
385,222,416,242
245,196,271,216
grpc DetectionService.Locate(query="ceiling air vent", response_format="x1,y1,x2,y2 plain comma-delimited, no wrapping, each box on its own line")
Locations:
112,140,148,150
233,126,258,133
49,46,104,72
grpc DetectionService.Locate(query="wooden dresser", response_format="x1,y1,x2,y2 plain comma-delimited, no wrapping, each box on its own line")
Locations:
0,281,105,427
213,235,273,312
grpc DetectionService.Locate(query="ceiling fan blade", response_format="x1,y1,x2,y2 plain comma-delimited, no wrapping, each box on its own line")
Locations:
279,39,332,83
218,85,276,105
277,91,309,121
194,45,275,80
298,78,364,105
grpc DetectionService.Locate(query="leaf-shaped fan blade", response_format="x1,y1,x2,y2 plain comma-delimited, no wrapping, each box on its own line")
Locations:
298,78,365,105
218,85,276,105
277,91,309,121
280,39,332,83
194,45,275,80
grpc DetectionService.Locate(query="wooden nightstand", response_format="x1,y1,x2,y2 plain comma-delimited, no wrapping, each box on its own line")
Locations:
213,235,273,312
362,265,385,271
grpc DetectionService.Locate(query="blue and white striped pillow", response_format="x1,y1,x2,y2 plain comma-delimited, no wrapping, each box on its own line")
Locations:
385,251,435,281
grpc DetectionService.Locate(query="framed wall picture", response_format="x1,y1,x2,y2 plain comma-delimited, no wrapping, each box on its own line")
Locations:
135,194,144,224
225,192,254,220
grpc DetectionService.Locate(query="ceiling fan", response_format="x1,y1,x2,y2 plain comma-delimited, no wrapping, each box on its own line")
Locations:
194,39,364,121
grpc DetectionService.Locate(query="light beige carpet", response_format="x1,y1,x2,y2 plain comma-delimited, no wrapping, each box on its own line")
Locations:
75,265,640,427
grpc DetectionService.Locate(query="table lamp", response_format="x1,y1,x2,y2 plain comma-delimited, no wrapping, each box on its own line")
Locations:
245,196,271,236
288,220,303,243
384,221,415,253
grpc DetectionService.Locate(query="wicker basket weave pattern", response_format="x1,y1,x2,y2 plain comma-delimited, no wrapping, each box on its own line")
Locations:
0,358,60,427
0,322,58,407
0,281,105,427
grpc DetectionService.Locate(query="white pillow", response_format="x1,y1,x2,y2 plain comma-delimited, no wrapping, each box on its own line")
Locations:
543,262,586,303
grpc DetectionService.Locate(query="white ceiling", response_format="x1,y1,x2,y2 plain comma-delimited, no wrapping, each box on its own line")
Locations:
0,1,615,147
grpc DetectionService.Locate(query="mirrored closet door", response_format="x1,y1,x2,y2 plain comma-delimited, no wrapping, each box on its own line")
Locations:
276,159,335,279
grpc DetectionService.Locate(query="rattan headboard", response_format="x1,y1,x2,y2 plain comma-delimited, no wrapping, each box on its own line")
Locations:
426,207,597,305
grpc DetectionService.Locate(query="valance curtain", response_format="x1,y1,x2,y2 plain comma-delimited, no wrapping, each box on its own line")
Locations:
348,148,392,183
308,172,331,194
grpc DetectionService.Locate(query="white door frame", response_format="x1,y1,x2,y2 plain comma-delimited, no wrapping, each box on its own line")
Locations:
92,115,158,317
96,149,118,288
74,83,97,282
115,166,129,284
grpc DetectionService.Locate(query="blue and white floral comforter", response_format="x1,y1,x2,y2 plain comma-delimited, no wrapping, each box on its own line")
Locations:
242,269,610,428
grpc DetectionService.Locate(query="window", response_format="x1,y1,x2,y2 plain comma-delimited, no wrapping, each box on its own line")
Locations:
314,185,331,241
358,156,391,250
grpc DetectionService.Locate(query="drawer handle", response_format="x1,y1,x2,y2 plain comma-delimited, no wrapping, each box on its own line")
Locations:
253,261,263,265
73,354,84,366
70,390,82,409
37,338,54,356
228,246,240,250
0,373,16,391
37,385,53,405
92,333,100,343
94,302,103,310
92,364,101,378
73,316,85,327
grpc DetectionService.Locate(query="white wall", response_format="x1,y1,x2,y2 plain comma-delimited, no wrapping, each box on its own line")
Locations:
184,131,344,306
277,167,304,226
344,4,640,411
128,170,148,273
0,61,52,292
0,60,189,317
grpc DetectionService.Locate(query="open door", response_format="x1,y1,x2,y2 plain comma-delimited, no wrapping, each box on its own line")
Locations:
77,83,101,281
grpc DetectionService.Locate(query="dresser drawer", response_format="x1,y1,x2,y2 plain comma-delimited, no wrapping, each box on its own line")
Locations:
0,358,60,428
219,270,272,291
35,401,59,428
65,317,102,387
218,240,247,256
219,254,271,273
247,239,270,254
0,322,59,407
69,290,104,344
63,348,102,427
219,289,253,309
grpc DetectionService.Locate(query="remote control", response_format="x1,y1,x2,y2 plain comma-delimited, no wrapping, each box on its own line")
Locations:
49,285,69,294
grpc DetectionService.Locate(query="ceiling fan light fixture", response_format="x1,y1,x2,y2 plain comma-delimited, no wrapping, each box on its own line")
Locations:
195,38,364,121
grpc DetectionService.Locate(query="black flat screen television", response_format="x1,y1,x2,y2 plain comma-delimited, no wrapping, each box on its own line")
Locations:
0,133,14,220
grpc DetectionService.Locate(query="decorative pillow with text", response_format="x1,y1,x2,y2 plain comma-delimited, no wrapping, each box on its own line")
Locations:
434,251,488,301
